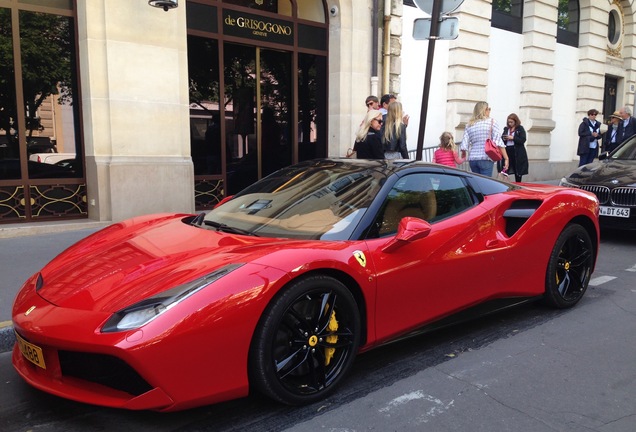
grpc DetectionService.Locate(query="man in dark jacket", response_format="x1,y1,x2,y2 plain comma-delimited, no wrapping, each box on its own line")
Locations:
577,109,601,167
617,106,636,144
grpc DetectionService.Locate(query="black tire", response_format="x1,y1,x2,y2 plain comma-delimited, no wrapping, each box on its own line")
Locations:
249,274,361,405
544,224,594,308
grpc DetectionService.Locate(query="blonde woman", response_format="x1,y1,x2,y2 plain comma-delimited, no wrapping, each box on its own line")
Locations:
353,109,384,159
460,101,508,177
383,101,409,159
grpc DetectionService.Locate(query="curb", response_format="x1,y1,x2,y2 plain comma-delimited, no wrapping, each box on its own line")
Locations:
0,323,15,353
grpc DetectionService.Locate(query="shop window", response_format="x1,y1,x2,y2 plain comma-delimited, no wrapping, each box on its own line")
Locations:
1,2,85,223
491,0,523,34
557,0,579,47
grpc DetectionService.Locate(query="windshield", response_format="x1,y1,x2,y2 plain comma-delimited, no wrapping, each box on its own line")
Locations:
611,135,636,160
204,161,386,240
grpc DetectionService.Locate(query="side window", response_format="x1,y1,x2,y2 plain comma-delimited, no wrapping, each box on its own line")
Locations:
371,173,474,238
431,174,474,221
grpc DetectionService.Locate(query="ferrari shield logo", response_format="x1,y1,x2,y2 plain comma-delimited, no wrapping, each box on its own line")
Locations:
353,250,367,267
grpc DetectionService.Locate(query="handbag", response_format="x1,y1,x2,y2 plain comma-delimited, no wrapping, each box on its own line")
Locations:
484,119,503,162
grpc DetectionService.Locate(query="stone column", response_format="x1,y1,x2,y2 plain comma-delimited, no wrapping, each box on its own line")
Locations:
388,0,404,96
576,3,607,117
77,0,193,222
520,0,557,161
447,0,492,135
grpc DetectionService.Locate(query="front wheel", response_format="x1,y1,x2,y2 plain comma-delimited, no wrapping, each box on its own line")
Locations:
544,224,594,308
249,274,361,405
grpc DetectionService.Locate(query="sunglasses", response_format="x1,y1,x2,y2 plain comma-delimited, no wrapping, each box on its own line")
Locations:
373,118,383,124
366,102,376,107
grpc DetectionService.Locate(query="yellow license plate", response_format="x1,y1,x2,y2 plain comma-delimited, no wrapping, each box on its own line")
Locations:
15,332,46,369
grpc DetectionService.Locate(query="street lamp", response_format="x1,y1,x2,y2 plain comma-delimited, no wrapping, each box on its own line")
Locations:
148,0,178,12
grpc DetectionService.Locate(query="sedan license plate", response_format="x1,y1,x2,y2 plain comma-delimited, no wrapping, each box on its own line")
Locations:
599,206,630,218
15,332,46,369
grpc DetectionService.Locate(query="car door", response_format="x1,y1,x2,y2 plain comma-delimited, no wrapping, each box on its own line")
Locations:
364,172,512,343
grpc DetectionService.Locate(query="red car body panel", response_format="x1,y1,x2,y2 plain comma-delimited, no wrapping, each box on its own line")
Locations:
12,168,600,411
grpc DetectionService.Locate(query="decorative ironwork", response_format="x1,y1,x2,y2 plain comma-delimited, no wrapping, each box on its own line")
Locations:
29,184,87,219
0,186,27,221
195,178,224,210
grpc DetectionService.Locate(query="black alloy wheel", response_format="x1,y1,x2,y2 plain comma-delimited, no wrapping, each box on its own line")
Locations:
544,223,594,308
249,274,361,405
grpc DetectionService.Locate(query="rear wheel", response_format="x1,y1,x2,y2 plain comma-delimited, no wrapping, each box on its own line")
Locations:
544,224,594,308
249,274,361,405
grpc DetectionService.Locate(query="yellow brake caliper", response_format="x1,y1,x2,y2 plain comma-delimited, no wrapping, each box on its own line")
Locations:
324,308,338,366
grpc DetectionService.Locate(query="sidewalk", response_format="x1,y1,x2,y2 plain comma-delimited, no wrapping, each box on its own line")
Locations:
0,220,109,353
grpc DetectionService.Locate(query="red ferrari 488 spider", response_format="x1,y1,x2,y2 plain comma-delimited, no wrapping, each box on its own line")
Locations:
12,159,599,411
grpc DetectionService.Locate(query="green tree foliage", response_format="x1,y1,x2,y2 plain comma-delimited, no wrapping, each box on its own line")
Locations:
0,9,73,156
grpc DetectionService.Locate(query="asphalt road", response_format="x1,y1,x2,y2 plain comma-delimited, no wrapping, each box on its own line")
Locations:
1,228,635,431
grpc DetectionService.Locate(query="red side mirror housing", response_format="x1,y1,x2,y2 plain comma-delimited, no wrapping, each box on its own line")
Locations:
381,217,432,253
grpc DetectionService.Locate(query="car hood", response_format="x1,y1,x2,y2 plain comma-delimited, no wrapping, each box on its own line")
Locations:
567,160,636,187
36,214,298,313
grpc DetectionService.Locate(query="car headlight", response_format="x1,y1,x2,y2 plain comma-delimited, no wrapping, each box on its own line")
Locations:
102,263,244,332
559,178,580,188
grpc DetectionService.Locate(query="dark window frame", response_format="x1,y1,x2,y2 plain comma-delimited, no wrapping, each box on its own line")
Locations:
491,0,524,34
557,0,579,47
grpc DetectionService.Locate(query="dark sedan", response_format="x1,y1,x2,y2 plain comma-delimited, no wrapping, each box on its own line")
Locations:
560,134,636,230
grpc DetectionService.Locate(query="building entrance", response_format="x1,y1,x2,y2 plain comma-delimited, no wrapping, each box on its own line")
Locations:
223,43,293,194
187,1,328,209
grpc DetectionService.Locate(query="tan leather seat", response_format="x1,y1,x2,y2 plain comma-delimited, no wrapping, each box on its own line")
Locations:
379,177,437,235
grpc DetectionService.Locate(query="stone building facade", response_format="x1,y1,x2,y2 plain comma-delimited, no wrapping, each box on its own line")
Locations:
1,0,634,226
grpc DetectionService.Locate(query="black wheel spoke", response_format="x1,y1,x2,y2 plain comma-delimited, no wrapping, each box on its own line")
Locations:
319,329,355,349
277,348,309,378
316,291,337,332
286,307,312,335
307,350,327,391
570,248,592,268
557,271,572,296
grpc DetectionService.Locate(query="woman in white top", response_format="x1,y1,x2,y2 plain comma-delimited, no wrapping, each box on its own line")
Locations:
460,101,509,177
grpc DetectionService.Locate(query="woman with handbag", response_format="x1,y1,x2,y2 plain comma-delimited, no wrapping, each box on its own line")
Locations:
460,101,509,177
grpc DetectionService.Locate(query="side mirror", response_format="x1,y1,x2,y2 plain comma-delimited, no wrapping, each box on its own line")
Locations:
598,151,609,161
381,217,432,253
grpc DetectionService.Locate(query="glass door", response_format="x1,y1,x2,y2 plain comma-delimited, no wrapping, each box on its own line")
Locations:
223,43,292,195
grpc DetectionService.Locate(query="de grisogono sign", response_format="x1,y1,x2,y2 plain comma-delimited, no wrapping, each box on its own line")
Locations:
223,9,293,46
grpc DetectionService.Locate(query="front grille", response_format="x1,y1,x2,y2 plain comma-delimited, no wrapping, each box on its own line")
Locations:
580,185,610,205
59,351,153,396
611,187,636,207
